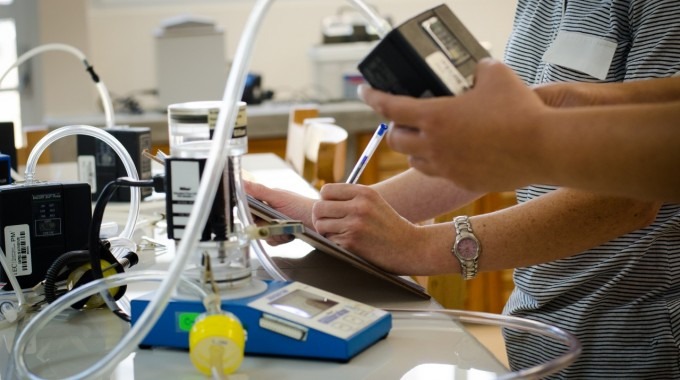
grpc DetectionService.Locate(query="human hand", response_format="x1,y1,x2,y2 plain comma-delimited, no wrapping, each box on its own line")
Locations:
244,181,316,245
311,183,424,274
359,58,546,192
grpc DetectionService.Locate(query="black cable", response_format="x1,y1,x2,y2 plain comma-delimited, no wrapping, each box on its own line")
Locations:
89,177,155,322
43,250,91,305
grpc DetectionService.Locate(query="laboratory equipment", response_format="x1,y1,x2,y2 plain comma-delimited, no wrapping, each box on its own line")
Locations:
23,125,142,254
136,95,391,362
168,100,248,155
155,17,229,107
308,41,377,101
12,2,397,379
358,4,490,98
164,140,254,285
165,101,250,284
77,126,153,202
0,181,92,289
132,280,392,361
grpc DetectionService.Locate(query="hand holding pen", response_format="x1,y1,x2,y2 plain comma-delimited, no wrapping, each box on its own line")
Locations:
346,123,389,184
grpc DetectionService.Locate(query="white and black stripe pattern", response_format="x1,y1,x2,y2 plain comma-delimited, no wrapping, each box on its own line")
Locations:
501,0,680,378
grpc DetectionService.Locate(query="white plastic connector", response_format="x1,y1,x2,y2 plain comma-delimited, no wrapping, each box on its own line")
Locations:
0,302,18,323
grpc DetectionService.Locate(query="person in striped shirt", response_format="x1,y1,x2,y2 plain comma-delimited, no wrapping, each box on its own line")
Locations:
248,1,680,377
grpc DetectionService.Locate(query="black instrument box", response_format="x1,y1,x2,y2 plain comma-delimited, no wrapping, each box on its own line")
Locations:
358,4,489,98
77,126,153,202
0,182,92,289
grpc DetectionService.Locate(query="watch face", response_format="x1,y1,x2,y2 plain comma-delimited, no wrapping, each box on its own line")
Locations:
457,237,479,259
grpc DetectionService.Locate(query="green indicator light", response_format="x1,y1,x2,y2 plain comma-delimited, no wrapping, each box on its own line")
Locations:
178,312,201,332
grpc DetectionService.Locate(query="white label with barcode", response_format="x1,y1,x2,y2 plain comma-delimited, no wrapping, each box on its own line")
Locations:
3,224,32,276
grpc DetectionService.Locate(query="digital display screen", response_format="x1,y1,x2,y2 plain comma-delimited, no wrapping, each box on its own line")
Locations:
270,289,338,319
422,17,472,65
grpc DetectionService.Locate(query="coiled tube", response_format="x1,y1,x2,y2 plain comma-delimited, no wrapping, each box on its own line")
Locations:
12,271,207,380
23,125,140,245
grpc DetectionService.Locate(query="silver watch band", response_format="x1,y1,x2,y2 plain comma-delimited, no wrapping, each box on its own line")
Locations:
452,215,480,280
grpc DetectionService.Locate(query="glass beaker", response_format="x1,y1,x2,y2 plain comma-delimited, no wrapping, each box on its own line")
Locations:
168,100,248,156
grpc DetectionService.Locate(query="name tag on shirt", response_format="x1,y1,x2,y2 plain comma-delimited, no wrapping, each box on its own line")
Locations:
542,31,617,80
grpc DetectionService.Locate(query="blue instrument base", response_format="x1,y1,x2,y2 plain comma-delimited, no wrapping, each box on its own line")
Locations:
130,280,391,362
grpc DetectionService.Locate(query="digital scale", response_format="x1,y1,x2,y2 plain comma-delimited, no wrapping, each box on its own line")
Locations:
130,280,392,361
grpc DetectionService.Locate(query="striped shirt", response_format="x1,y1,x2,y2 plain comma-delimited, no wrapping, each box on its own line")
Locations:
501,0,680,378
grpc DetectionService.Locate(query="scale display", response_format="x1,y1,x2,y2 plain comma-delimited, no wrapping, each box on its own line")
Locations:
131,281,392,361
268,289,338,318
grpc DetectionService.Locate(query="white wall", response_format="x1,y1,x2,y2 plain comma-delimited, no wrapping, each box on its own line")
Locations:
85,0,518,105
40,0,92,118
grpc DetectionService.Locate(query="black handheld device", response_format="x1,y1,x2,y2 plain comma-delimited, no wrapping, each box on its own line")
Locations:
358,4,489,98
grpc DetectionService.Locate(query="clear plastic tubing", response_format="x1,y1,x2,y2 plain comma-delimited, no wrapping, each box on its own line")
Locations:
0,43,115,129
12,271,207,379
23,125,140,246
13,1,391,379
233,159,288,281
346,0,392,37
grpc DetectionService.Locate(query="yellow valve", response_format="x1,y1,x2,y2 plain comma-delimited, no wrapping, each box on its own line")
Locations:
189,311,246,376
66,260,119,309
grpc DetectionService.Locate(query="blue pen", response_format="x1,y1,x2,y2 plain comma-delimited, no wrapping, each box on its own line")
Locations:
346,123,389,184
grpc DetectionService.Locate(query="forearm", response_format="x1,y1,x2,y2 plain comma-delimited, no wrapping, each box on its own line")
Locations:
613,76,680,104
536,76,680,107
536,101,680,201
404,189,660,275
372,168,482,222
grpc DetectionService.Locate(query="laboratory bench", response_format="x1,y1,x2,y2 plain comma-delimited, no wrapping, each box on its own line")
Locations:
1,153,579,379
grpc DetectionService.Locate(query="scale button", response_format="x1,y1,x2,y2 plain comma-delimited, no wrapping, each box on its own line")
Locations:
343,316,364,325
332,322,353,331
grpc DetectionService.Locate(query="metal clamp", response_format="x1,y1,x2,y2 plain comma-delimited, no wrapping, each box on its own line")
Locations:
246,220,305,239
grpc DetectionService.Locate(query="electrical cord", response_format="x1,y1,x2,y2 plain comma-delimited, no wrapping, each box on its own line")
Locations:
43,176,156,322
43,250,90,305
87,177,155,322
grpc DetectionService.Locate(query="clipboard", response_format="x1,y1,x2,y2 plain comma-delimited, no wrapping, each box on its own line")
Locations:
247,195,430,300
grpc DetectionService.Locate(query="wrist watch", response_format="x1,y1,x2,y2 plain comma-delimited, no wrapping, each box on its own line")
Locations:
452,215,480,280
